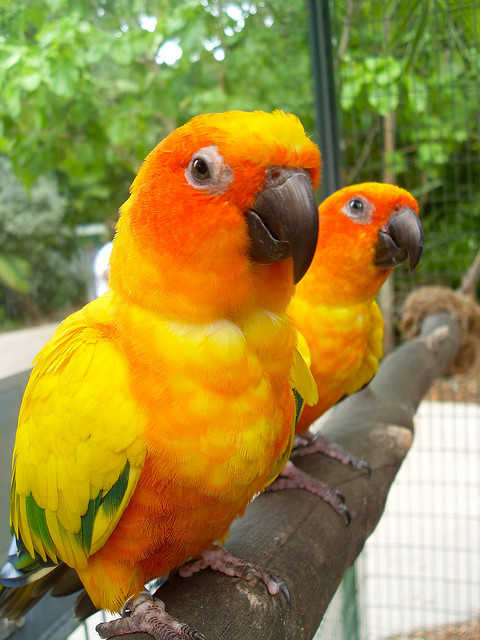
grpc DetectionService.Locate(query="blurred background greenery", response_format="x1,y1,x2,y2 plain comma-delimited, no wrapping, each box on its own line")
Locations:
0,0,478,327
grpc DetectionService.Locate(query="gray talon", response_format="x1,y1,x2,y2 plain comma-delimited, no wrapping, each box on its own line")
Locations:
341,506,351,526
360,460,372,476
181,626,206,640
278,580,291,605
293,433,371,476
179,546,288,609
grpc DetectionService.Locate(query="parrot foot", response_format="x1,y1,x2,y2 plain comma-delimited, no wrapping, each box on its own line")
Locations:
267,460,351,525
293,432,371,475
96,591,205,640
179,545,290,603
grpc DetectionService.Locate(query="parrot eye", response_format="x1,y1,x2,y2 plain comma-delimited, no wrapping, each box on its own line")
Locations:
185,145,233,194
349,198,364,212
191,157,211,182
342,195,374,224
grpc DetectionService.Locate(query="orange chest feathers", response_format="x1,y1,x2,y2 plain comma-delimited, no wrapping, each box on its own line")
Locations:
110,303,296,549
289,298,383,430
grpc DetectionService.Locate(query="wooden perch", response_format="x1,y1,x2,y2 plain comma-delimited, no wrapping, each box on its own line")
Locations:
103,313,462,640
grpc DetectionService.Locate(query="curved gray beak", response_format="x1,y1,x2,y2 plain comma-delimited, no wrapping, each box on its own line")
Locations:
244,167,318,283
374,206,424,272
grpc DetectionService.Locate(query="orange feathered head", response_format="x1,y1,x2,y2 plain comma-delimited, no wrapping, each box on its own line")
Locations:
297,182,423,305
110,110,321,320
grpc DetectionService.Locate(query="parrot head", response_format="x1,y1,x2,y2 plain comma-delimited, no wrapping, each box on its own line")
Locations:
297,182,423,305
110,110,321,320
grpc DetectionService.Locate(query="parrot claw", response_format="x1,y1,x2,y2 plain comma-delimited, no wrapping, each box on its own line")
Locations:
357,459,372,477
96,591,206,640
293,432,371,475
338,503,351,527
267,461,351,525
277,577,291,605
179,546,289,603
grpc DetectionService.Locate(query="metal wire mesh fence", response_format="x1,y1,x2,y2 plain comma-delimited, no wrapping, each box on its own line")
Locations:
315,1,480,638
329,0,480,294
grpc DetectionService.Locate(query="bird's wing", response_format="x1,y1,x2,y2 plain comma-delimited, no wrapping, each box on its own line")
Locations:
291,329,319,410
264,332,319,487
10,316,146,571
343,300,383,395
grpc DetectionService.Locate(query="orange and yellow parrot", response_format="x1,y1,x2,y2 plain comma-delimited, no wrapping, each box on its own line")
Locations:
0,111,321,639
270,183,423,521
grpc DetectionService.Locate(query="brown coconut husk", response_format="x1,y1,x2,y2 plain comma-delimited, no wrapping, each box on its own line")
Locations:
401,286,480,375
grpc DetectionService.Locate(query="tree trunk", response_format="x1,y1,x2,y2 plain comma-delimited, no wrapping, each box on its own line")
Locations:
109,313,462,640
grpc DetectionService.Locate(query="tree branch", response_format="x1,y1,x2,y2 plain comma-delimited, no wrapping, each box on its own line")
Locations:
459,248,480,297
107,312,462,640
336,0,355,62
345,118,381,184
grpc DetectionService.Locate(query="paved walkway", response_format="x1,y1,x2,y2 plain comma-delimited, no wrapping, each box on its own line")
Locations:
0,323,57,378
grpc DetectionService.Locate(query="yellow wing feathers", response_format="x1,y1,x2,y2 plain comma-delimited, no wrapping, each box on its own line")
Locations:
291,331,319,407
343,300,383,395
10,311,146,568
264,331,318,487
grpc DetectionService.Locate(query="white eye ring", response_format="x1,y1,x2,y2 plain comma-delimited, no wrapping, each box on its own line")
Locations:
341,195,374,224
185,145,233,194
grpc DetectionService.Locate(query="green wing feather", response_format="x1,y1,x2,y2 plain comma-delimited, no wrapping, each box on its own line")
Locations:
10,306,146,570
290,330,318,425
264,334,318,488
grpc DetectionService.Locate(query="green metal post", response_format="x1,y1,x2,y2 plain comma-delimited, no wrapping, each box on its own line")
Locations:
307,3,361,640
341,565,361,640
307,0,341,198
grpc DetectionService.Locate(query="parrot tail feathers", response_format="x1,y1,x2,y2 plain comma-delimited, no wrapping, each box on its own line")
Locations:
0,535,55,588
0,567,66,621
74,589,97,621
0,535,70,621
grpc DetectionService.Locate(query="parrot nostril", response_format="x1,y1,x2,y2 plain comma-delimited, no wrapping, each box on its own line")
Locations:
266,167,283,184
265,166,310,190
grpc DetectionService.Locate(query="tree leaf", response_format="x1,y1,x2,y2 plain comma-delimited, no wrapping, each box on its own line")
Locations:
368,84,399,116
0,50,22,71
0,254,30,293
2,88,21,117
48,60,78,97
18,73,42,92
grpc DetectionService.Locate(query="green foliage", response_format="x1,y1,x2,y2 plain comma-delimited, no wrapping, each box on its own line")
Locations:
332,0,480,290
0,0,314,225
0,0,478,324
0,0,315,324
416,195,480,286
0,254,30,294
0,156,83,320
335,1,479,182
